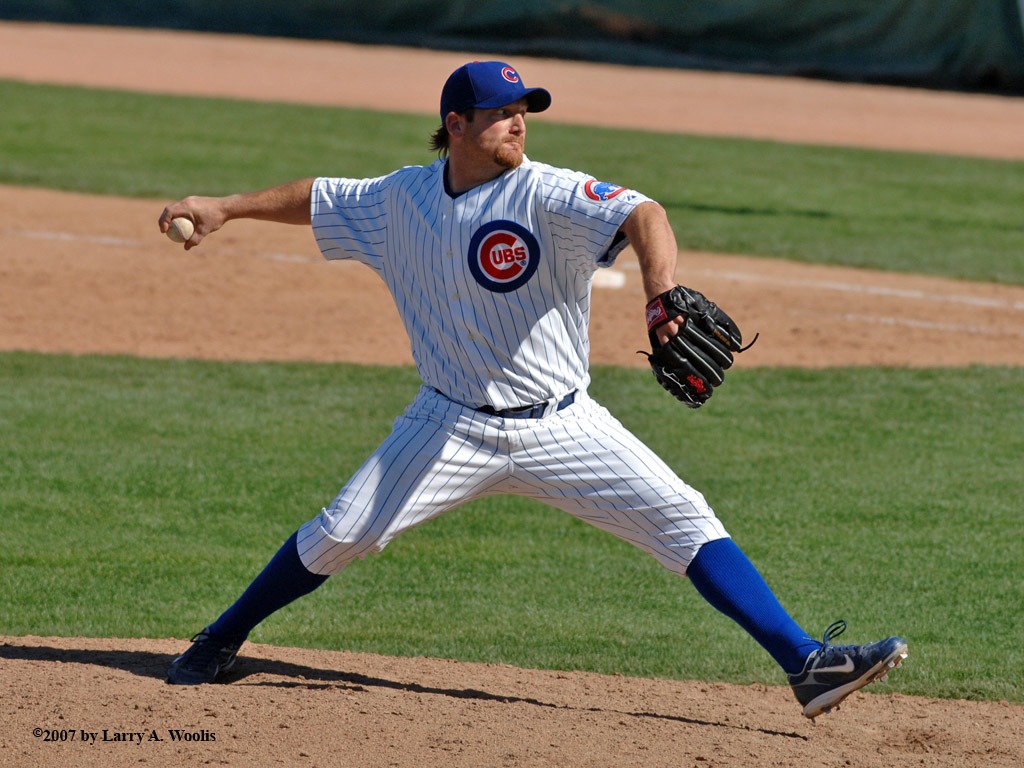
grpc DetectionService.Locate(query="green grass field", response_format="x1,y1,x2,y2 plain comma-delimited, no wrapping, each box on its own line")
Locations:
2,79,1023,283
1,79,1022,704
1,353,1021,703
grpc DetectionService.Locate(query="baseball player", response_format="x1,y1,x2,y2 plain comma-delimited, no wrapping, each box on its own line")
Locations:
159,61,906,719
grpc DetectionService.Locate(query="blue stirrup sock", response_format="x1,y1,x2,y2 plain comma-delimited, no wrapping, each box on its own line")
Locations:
687,537,819,674
208,531,328,644
207,532,818,672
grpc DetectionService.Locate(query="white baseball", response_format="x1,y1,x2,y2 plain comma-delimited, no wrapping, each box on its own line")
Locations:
166,217,195,243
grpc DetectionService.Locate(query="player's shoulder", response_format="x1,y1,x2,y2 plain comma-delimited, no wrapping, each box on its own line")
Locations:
381,159,443,186
518,158,591,201
521,158,648,207
520,158,590,184
398,158,445,176
322,160,440,189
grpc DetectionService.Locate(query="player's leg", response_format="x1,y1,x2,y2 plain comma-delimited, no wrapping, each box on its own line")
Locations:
164,530,326,685
167,388,507,684
687,538,906,719
509,394,815,665
295,389,509,575
512,393,905,716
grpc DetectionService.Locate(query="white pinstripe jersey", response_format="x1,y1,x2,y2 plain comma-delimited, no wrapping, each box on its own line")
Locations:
311,157,650,410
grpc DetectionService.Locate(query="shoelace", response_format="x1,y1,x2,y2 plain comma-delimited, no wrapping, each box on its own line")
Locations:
810,619,863,666
820,619,848,646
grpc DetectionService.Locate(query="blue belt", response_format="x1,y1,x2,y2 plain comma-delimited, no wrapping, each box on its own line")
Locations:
476,390,576,419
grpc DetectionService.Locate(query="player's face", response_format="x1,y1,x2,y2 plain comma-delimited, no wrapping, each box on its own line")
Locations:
464,99,528,171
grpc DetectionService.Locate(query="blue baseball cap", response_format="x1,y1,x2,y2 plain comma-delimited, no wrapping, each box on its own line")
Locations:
440,61,552,121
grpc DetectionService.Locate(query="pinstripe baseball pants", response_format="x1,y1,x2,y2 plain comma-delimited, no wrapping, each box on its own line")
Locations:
297,386,729,576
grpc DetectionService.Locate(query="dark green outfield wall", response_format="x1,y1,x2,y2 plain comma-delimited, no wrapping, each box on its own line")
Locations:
3,1,1023,92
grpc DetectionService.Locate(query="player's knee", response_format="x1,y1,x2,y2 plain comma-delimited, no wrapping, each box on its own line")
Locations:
297,511,392,575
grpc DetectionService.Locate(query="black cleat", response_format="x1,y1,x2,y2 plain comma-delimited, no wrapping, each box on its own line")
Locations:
166,627,242,685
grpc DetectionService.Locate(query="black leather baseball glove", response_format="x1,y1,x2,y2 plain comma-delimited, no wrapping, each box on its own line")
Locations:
642,285,753,408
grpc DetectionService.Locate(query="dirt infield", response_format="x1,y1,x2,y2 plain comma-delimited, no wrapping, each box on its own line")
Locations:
4,635,1022,768
1,22,1023,768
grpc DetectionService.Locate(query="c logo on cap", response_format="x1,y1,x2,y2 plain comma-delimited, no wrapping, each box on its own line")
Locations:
501,66,520,84
468,220,539,293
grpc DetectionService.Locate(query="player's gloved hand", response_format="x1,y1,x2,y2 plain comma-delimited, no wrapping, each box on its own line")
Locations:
641,285,753,408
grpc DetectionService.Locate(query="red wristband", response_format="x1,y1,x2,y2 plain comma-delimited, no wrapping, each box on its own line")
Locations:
645,297,670,331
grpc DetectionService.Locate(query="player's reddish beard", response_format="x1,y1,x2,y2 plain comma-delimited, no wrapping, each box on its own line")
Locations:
494,136,524,169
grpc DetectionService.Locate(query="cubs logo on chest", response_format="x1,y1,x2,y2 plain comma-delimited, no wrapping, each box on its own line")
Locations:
467,220,540,293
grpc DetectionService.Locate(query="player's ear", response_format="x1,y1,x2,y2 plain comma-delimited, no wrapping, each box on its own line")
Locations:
445,111,465,138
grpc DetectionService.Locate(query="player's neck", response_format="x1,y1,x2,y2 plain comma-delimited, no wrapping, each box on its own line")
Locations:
444,156,520,196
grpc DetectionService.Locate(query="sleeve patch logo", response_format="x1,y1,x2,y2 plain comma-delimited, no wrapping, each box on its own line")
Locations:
468,220,540,293
584,180,628,201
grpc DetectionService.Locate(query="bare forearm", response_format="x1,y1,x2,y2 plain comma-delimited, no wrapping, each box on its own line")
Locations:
621,201,686,343
219,178,315,225
621,201,678,301
158,178,314,249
